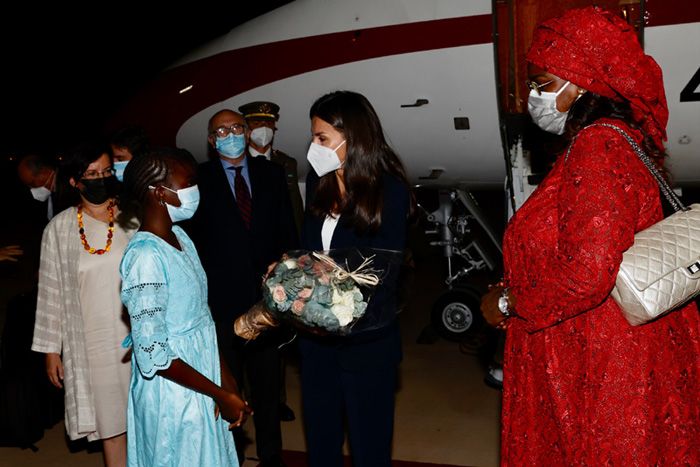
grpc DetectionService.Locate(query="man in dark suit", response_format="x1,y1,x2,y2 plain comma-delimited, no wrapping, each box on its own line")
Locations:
239,101,302,424
13,153,62,281
186,109,297,467
238,101,304,235
4,154,66,441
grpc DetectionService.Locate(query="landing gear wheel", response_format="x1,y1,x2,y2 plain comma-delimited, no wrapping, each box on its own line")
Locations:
431,290,483,342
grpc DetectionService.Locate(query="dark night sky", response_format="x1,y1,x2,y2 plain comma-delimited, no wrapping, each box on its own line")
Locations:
0,2,291,157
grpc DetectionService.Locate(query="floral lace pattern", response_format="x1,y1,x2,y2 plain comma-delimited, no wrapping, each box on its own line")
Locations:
526,6,668,150
501,120,700,465
121,267,177,378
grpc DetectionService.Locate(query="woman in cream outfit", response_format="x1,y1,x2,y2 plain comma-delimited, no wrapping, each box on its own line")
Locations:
32,141,134,466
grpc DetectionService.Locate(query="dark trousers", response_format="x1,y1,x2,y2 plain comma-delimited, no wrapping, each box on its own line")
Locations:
300,349,397,467
217,322,282,464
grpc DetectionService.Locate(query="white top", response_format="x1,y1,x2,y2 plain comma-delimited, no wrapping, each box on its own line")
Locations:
78,213,131,439
321,214,340,250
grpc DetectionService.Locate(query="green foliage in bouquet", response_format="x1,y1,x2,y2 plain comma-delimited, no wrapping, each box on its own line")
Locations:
263,253,371,332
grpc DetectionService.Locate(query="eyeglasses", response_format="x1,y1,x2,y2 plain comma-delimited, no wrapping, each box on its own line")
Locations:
83,167,116,179
211,123,246,138
526,79,555,96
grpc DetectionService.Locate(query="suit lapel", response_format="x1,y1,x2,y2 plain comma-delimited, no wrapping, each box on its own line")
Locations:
211,161,236,204
248,155,265,232
208,160,246,229
270,151,281,166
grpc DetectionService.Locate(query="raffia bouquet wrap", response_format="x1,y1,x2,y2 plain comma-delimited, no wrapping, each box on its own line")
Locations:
235,248,404,340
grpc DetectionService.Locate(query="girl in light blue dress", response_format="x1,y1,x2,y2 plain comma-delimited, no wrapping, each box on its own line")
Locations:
118,148,251,466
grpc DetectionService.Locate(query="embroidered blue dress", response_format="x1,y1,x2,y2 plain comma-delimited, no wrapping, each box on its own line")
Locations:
120,226,238,467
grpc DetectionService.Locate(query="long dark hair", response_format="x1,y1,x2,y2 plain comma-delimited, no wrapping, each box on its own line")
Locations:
309,90,412,233
564,92,667,174
117,147,197,229
57,140,113,207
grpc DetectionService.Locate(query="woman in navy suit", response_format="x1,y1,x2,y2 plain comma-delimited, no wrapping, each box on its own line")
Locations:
300,90,413,467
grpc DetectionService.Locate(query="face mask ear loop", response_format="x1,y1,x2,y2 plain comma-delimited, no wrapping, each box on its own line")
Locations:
162,186,183,207
45,169,56,190
158,189,167,207
148,185,168,207
555,81,571,97
334,140,347,169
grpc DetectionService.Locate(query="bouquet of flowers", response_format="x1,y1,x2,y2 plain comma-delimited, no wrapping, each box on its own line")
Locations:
235,248,403,340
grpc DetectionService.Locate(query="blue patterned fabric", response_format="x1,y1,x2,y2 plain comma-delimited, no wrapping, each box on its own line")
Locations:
120,226,238,467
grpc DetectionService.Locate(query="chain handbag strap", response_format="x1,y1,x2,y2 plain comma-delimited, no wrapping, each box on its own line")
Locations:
565,123,688,212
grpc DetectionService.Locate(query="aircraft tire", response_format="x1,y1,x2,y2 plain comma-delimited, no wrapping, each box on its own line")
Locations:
431,289,484,342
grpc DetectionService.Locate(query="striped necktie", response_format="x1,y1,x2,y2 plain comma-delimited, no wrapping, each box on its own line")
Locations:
229,166,251,229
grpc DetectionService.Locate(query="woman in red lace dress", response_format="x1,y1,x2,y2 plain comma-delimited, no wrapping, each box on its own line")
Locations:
481,7,700,465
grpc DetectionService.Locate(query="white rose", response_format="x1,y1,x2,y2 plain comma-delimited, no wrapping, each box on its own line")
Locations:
283,259,298,269
331,289,356,326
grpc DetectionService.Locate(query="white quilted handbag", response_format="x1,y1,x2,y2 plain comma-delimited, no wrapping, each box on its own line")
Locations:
585,124,700,325
611,203,700,325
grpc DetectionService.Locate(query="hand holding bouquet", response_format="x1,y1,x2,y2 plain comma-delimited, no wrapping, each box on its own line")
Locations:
235,249,402,340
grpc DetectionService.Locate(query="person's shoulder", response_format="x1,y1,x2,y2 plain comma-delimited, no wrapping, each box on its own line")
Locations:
125,231,163,255
305,170,319,183
197,159,226,189
378,173,410,215
251,154,285,178
54,205,77,219
198,159,218,175
120,232,171,283
305,170,320,190
41,206,76,246
272,149,294,162
382,172,409,197
249,153,275,167
575,118,647,147
569,119,640,165
121,231,165,268
46,206,77,229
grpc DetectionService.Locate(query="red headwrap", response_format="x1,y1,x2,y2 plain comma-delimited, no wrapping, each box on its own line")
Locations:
526,6,668,150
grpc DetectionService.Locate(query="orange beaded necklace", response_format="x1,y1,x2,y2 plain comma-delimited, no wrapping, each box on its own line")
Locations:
77,201,115,255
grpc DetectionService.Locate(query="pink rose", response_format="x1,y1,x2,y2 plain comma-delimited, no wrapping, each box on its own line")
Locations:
298,287,313,299
291,300,305,315
317,273,330,285
312,261,333,276
272,285,287,303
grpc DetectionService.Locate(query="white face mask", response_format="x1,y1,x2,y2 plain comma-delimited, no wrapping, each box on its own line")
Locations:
149,184,200,223
250,127,274,147
30,186,52,202
527,81,572,135
307,140,346,177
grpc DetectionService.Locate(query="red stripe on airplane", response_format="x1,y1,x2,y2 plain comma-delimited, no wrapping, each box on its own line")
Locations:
109,14,492,145
647,0,700,27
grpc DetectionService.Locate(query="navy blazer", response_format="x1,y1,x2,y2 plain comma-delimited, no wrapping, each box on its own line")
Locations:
300,171,410,371
185,154,298,323
302,172,409,252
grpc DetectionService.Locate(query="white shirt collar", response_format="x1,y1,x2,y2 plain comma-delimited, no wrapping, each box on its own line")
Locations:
249,146,272,160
